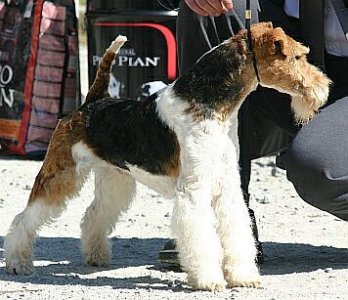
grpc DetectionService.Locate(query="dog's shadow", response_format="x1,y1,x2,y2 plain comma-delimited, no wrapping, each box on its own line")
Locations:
0,236,348,289
0,237,188,291
0,236,185,290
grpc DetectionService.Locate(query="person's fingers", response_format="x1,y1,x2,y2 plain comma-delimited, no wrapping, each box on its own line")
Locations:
201,0,225,15
185,0,209,16
185,0,224,16
220,0,233,11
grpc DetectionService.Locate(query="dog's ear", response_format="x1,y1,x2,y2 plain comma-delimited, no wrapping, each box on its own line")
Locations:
272,38,288,56
267,28,289,56
268,28,310,58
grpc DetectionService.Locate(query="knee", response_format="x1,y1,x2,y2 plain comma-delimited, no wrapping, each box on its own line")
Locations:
278,140,330,206
278,141,348,220
277,136,321,185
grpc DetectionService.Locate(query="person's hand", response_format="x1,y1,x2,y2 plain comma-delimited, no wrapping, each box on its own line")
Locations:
184,0,233,16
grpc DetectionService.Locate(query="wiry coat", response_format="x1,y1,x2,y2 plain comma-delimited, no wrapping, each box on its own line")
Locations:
4,23,330,291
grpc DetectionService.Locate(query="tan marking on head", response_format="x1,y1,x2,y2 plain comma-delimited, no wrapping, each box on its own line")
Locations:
250,23,330,123
264,27,309,58
251,23,308,59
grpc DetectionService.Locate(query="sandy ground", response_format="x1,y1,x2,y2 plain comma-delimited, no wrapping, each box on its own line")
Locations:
1,20,348,300
0,155,348,300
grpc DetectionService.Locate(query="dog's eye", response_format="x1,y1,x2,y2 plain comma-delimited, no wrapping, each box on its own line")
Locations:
295,55,301,60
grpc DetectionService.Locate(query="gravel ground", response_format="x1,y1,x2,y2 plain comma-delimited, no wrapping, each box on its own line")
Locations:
0,155,348,300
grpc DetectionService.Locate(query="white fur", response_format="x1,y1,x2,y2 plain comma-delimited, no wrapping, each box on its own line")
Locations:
4,200,64,275
126,165,176,198
156,87,260,289
212,142,260,287
107,35,127,53
72,141,108,170
81,167,136,267
228,110,241,160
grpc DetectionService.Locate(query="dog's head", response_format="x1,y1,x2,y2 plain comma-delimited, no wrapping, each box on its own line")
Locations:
251,22,331,124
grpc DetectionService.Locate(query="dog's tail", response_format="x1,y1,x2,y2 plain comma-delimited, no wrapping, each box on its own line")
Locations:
85,35,127,103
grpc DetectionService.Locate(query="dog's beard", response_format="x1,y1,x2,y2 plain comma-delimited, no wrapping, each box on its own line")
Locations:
291,92,327,125
290,95,317,125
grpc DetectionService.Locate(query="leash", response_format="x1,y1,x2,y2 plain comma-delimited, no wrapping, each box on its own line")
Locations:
245,0,260,82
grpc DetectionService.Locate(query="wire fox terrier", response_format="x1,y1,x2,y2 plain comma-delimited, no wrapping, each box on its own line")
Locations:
4,22,330,291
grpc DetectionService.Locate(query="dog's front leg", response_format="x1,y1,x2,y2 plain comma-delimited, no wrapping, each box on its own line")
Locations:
172,189,226,291
171,134,226,291
213,142,260,288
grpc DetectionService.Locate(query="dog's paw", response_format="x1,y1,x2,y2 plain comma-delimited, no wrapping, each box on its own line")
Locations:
187,274,227,291
224,263,261,288
82,238,111,267
5,259,34,275
84,249,111,267
85,254,111,268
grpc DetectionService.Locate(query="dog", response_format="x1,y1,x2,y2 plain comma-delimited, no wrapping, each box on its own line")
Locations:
4,22,330,291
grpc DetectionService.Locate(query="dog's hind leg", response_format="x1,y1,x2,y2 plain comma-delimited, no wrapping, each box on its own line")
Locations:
80,167,135,267
212,145,260,288
4,119,90,275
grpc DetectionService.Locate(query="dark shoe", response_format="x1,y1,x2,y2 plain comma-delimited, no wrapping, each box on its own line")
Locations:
248,208,264,264
158,235,264,267
256,239,264,264
158,239,180,266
